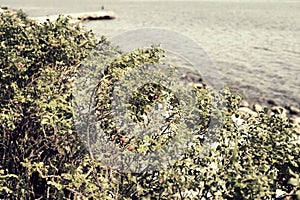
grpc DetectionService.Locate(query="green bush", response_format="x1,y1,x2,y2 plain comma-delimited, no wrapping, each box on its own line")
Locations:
93,48,300,199
0,10,99,199
0,10,299,199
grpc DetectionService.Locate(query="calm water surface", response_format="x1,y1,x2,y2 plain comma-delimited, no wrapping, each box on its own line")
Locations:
2,0,300,107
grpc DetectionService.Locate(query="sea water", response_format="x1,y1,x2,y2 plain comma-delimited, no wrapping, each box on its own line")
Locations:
2,0,300,107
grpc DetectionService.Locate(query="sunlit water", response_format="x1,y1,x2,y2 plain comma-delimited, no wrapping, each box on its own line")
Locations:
2,0,300,107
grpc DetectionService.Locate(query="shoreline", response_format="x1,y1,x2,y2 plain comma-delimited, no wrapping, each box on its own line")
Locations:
32,11,116,24
2,0,300,109
189,78,300,134
0,6,115,23
237,98,300,134
2,6,299,134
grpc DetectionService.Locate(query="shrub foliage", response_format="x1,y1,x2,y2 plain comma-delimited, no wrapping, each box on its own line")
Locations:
0,10,299,199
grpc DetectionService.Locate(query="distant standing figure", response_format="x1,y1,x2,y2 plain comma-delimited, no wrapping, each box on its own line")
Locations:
101,6,104,10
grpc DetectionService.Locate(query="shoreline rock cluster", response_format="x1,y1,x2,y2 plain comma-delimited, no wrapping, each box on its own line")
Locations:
185,70,300,135
238,99,300,134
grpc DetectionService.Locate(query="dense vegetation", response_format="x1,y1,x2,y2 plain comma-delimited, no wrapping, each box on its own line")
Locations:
0,10,299,199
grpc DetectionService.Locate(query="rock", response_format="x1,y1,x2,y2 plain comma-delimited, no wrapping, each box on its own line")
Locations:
190,83,204,89
267,99,277,106
288,106,300,115
290,115,300,125
0,6,17,14
76,11,116,21
271,106,287,119
253,103,263,112
295,127,300,135
0,6,8,11
180,69,203,83
237,107,258,117
239,100,249,108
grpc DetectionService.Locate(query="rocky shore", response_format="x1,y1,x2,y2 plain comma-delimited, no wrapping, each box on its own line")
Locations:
188,77,300,135
2,5,298,135
183,68,300,135
237,99,300,134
